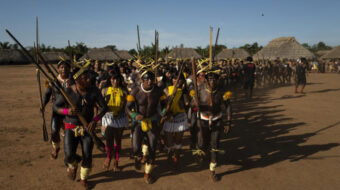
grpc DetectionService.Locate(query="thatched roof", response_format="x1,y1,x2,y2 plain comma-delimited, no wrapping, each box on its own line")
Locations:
166,48,202,59
216,48,250,60
316,50,331,57
321,46,340,59
254,37,315,60
115,50,133,60
80,48,120,61
0,49,28,64
42,52,69,62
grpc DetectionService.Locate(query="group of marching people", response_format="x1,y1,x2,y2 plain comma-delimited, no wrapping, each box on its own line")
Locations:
41,54,308,189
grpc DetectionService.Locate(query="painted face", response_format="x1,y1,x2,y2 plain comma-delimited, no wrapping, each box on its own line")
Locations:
142,78,154,90
172,77,184,86
207,75,216,88
198,72,205,82
77,73,90,89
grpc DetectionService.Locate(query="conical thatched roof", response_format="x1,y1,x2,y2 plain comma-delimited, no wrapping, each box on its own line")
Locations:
316,50,331,57
254,37,315,60
42,52,69,62
0,49,28,64
80,48,120,61
216,48,250,60
321,46,340,59
166,48,202,59
115,50,133,60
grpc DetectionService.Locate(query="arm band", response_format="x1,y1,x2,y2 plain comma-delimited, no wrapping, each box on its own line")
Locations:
93,115,100,122
131,112,138,120
62,108,69,115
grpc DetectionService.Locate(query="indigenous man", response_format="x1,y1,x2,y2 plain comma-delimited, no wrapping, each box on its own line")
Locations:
191,67,232,182
242,56,256,98
126,70,166,184
295,58,308,93
163,72,189,171
53,69,107,189
42,59,73,159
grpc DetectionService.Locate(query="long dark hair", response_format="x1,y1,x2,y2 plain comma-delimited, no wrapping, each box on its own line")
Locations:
106,70,124,88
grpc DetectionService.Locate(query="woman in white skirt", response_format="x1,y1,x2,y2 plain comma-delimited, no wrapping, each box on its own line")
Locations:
102,70,128,171
163,72,189,170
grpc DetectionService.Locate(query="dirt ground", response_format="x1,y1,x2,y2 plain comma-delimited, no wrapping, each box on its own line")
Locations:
0,65,339,190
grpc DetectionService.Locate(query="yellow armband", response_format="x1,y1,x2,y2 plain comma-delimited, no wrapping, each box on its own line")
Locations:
126,95,135,102
223,91,232,101
189,90,195,98
160,94,167,101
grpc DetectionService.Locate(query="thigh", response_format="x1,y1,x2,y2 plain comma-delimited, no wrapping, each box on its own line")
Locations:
64,129,78,153
173,132,184,145
113,128,124,145
165,132,174,147
105,127,115,147
210,121,222,149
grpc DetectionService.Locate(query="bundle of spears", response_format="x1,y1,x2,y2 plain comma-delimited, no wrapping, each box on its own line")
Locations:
5,29,106,152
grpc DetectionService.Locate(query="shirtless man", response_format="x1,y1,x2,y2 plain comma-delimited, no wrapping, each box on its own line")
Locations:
126,70,166,184
42,60,73,159
193,68,232,182
53,69,107,189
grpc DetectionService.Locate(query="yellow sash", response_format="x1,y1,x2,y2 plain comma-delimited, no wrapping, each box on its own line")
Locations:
107,87,123,116
168,86,185,114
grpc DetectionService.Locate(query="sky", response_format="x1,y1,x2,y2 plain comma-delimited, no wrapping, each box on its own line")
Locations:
0,0,339,50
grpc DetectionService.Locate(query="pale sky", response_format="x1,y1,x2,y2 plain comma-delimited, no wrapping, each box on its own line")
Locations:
0,0,339,50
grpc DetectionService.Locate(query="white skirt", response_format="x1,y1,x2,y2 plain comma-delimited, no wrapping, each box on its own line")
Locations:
163,112,188,132
102,112,129,128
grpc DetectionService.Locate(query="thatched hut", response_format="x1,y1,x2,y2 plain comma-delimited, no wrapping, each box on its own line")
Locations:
115,50,133,60
316,50,331,58
254,37,315,60
0,49,28,65
216,48,250,60
321,46,340,59
42,52,69,64
80,48,120,62
166,48,202,59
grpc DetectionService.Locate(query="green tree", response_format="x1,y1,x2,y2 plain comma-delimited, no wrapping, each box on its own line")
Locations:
104,45,117,51
239,42,262,55
0,42,11,49
128,49,138,56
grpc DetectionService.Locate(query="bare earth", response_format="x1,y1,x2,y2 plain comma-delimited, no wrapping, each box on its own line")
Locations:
0,65,339,190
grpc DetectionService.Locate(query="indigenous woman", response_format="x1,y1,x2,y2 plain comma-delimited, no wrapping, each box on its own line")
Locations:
163,72,189,171
101,71,128,171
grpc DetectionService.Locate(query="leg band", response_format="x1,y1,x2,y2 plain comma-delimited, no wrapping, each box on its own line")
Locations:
80,167,91,180
210,162,217,171
67,161,77,169
142,144,149,156
114,144,121,162
105,145,113,159
52,141,60,149
145,163,153,174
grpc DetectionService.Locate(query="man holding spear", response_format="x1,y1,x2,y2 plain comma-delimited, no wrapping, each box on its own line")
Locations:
42,59,74,159
53,68,107,189
192,67,232,182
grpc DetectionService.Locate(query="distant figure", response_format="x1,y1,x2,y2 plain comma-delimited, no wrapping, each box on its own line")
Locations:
295,58,307,93
243,56,256,98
